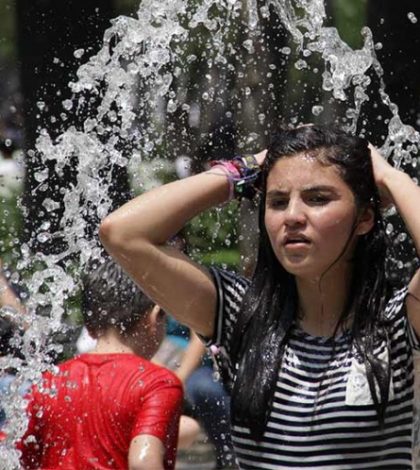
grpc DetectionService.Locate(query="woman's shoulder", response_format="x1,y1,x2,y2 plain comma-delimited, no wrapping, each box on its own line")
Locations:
209,267,250,299
210,267,250,287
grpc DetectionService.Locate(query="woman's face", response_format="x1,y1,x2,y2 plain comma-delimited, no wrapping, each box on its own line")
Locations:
264,153,371,279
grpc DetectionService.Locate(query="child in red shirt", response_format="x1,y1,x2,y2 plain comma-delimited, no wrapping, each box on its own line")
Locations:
17,259,183,470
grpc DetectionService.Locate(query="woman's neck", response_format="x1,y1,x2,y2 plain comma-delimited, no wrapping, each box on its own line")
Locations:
295,267,353,337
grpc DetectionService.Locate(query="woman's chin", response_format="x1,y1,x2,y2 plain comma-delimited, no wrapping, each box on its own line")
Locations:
279,258,320,279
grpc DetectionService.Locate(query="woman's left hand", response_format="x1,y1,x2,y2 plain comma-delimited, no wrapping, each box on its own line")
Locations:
368,143,397,207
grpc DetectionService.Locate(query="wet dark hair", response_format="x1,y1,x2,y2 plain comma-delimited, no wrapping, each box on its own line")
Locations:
230,125,391,438
81,258,155,338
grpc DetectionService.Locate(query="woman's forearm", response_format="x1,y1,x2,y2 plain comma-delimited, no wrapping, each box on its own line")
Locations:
99,167,232,335
384,170,420,254
100,168,230,251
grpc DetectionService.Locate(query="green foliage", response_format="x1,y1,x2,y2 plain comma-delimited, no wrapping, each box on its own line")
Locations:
186,201,240,270
332,0,367,49
0,0,16,62
113,0,139,16
0,191,23,266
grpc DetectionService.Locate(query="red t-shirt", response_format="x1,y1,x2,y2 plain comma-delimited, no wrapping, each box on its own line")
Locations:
17,353,183,469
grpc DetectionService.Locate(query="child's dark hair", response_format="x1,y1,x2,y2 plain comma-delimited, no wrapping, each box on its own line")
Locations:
81,258,154,338
230,125,391,438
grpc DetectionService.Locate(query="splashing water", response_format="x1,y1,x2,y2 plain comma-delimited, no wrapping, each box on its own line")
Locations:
1,0,419,466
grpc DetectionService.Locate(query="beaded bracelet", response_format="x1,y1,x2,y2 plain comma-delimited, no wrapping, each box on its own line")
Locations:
209,154,261,200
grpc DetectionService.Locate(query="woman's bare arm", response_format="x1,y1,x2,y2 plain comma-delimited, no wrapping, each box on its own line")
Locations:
99,168,231,337
369,145,420,332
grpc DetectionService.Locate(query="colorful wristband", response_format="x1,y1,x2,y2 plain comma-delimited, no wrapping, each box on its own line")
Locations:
210,155,261,200
209,163,237,200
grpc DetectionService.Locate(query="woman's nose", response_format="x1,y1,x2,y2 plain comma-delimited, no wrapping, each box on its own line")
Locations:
284,199,306,226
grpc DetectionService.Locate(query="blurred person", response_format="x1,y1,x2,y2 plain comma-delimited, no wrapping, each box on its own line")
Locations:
74,312,200,451
18,258,183,470
0,115,24,198
155,320,235,469
153,233,235,467
0,259,28,428
179,332,235,469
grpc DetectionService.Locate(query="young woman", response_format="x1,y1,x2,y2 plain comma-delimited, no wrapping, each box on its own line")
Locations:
100,126,420,469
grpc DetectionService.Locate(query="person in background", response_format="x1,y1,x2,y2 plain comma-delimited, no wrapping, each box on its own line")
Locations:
155,319,235,469
18,258,183,470
0,115,24,198
0,259,28,428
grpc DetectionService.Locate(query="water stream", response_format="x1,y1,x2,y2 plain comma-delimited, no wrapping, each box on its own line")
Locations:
1,0,419,467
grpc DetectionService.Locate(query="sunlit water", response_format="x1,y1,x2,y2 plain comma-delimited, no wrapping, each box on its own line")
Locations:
1,0,419,467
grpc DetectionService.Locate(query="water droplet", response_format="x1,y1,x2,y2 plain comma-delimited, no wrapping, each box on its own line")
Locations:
295,59,308,70
167,100,177,113
73,48,85,59
84,118,97,133
62,99,73,111
242,39,254,54
42,198,60,212
37,101,46,111
311,105,324,116
37,232,51,244
408,12,418,23
34,169,49,183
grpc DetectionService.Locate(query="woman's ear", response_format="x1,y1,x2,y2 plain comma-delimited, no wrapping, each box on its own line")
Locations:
355,206,375,235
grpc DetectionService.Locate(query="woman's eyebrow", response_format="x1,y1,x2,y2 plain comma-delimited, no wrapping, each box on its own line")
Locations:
266,189,288,198
267,185,338,197
301,185,338,193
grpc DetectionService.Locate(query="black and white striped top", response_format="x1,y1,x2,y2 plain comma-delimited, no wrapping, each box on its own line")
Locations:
208,268,420,470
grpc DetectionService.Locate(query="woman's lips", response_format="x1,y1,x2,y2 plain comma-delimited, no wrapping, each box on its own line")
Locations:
282,236,312,252
284,241,311,250
283,235,311,245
